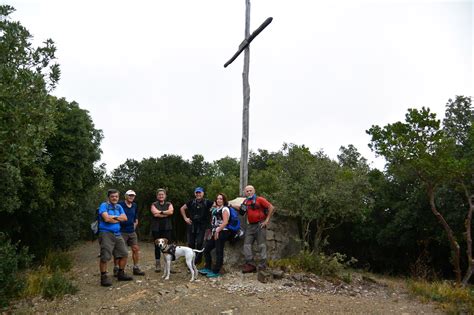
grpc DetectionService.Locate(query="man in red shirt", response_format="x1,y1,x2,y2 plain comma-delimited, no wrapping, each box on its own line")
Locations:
238,185,275,273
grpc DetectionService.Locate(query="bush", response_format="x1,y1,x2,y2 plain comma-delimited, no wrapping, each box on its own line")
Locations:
0,233,32,307
408,280,474,314
270,251,357,277
42,271,78,300
24,267,78,300
43,251,73,272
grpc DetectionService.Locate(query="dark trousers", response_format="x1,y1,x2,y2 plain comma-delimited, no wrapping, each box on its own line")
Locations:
152,230,172,260
187,224,206,264
204,230,230,273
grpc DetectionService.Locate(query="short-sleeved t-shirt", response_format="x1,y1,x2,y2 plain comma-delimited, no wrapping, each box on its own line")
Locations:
118,201,138,233
243,196,272,224
98,202,125,235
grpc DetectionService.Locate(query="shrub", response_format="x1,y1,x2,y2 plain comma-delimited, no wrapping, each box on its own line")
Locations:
42,271,78,300
23,267,50,297
270,251,357,277
24,267,78,300
408,280,474,314
43,251,73,272
0,233,32,307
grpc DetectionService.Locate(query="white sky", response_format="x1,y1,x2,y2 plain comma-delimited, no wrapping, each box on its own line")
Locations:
9,0,473,171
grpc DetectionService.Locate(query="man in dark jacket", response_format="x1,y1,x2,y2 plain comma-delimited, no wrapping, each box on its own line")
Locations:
180,187,213,264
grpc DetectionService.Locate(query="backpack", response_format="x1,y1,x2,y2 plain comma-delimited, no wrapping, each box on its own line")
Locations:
226,206,241,233
90,207,100,235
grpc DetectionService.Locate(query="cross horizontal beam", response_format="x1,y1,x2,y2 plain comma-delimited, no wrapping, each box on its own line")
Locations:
224,17,273,68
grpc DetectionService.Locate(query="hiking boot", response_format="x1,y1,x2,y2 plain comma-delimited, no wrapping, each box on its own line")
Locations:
242,263,256,273
113,266,119,277
100,274,112,287
117,270,133,281
133,266,145,276
206,271,221,278
198,268,212,275
257,263,267,271
155,262,161,273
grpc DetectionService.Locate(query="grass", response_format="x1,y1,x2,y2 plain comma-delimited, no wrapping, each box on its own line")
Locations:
22,251,78,300
407,280,474,314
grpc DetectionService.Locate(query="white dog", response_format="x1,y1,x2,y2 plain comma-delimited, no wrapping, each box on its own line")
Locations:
155,238,204,281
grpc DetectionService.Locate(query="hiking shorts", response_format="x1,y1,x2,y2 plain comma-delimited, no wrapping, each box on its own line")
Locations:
99,232,128,262
122,232,138,246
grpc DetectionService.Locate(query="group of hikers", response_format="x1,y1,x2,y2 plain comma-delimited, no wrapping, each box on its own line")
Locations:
96,185,275,287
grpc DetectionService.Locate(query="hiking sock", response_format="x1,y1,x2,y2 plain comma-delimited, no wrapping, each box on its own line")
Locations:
100,271,107,276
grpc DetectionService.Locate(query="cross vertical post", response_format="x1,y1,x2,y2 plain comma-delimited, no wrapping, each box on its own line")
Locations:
240,0,251,196
223,1,272,196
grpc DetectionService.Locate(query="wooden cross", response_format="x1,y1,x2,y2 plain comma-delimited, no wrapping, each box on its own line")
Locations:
224,0,273,196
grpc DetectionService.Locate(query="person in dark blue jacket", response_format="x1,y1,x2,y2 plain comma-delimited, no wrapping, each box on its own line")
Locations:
113,190,145,276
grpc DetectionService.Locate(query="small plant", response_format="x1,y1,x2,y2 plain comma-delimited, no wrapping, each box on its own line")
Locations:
0,233,32,307
43,251,73,272
342,272,353,284
407,280,474,314
42,271,78,300
24,267,78,300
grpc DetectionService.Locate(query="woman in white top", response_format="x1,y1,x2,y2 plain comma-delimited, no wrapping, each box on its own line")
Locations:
199,193,230,278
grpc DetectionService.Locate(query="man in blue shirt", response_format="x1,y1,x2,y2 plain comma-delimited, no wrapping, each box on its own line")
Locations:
113,190,145,276
98,189,133,287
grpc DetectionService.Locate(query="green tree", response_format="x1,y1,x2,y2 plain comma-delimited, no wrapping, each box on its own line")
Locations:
367,98,473,286
273,144,370,253
0,5,60,214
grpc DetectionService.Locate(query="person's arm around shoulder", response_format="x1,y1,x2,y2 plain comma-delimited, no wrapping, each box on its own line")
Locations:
180,203,192,225
260,198,275,228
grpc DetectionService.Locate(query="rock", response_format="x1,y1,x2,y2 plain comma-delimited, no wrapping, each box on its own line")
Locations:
257,270,273,283
220,310,233,315
283,282,294,287
272,269,284,279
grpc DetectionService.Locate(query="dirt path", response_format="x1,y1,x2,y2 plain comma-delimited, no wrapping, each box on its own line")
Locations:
11,241,442,314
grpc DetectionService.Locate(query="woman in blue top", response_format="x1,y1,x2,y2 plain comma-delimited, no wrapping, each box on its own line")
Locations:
199,193,230,278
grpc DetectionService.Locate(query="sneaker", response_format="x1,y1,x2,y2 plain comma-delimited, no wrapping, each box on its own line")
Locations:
113,266,119,277
242,263,256,273
117,270,133,281
198,268,212,275
100,274,112,287
206,271,221,278
133,266,145,276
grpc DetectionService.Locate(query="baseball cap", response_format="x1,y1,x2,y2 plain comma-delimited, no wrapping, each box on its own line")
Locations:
194,187,204,193
125,190,136,196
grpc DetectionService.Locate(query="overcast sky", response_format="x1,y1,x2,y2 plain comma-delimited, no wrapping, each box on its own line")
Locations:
9,0,473,171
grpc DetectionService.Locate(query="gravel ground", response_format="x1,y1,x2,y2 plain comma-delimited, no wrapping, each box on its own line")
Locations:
9,241,442,314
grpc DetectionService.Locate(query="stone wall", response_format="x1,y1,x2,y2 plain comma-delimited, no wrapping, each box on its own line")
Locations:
223,213,302,266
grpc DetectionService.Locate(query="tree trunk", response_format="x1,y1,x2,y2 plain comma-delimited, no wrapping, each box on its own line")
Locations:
313,220,325,255
462,184,473,286
427,184,462,285
301,218,311,251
